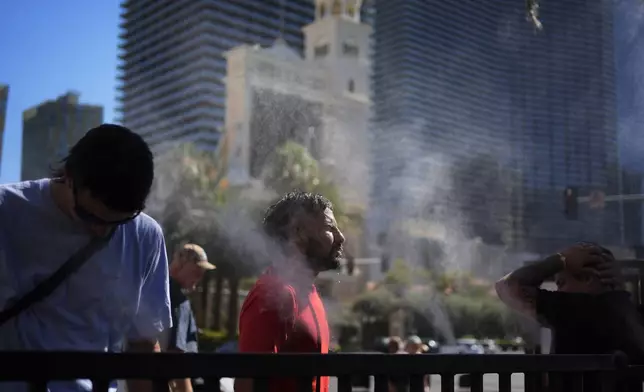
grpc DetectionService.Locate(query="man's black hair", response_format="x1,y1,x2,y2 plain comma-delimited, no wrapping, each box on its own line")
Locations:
52,123,154,212
263,191,332,241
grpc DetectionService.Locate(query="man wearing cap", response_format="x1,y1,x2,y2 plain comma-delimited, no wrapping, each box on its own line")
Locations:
163,243,215,392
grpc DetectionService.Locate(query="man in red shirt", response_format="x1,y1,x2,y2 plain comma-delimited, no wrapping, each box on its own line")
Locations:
236,192,346,392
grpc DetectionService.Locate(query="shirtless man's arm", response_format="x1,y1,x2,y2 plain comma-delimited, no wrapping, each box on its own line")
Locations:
495,244,612,321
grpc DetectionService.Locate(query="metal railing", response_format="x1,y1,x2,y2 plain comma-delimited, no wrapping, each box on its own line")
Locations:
0,352,634,392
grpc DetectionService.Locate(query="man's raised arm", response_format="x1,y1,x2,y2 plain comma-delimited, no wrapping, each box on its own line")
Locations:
495,243,608,321
495,254,564,319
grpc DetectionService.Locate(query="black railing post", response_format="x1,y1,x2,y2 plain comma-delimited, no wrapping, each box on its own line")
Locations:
611,351,631,392
498,372,512,392
374,375,388,392
571,372,584,392
91,379,111,392
408,374,424,392
470,373,484,392
525,371,538,392
440,373,455,392
337,375,352,392
598,370,616,392
28,380,47,392
296,377,311,392
252,377,269,392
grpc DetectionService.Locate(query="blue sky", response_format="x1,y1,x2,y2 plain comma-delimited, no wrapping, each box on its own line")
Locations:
0,1,120,183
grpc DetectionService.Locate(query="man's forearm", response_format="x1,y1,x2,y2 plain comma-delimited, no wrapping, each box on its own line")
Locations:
506,254,564,287
495,254,563,317
169,378,193,392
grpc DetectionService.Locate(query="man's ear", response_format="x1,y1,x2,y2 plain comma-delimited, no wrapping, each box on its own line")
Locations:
287,223,308,252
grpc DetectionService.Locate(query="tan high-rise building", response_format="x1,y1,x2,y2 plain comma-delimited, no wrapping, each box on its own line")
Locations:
118,0,316,154
221,0,372,209
0,84,8,175
21,92,103,181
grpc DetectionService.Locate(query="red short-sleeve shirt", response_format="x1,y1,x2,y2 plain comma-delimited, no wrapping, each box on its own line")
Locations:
238,270,330,392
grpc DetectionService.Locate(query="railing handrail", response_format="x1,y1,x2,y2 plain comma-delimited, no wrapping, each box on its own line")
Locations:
0,352,624,381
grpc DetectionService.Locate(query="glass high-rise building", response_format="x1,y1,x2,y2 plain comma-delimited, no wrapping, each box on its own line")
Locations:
117,0,315,153
614,0,644,248
21,92,103,181
370,0,620,253
0,84,8,175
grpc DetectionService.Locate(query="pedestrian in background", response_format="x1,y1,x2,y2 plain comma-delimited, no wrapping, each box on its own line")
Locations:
163,243,215,392
404,336,430,391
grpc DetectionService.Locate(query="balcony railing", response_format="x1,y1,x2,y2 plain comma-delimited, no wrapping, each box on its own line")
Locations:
0,351,636,392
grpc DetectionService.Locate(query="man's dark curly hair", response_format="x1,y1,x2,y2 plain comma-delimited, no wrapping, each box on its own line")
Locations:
263,191,333,242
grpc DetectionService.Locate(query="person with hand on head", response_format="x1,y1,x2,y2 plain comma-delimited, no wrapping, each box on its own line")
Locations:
162,243,215,392
496,242,644,391
235,191,346,392
0,124,172,392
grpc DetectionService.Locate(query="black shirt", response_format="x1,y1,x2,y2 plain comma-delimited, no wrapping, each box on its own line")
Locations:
536,289,644,391
163,278,199,353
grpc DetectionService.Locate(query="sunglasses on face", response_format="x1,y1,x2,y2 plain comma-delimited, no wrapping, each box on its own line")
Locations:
73,186,140,226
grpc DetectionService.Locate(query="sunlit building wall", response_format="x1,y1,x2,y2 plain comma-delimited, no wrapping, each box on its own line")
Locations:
614,0,644,248
21,92,103,181
117,0,315,154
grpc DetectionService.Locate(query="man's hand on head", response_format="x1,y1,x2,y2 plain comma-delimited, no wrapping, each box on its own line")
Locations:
560,243,606,276
561,243,623,290
594,248,624,290
495,249,569,319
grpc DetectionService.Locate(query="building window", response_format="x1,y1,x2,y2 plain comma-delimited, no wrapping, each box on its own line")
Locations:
348,79,355,92
342,41,359,56
332,0,341,15
314,44,329,58
346,4,355,17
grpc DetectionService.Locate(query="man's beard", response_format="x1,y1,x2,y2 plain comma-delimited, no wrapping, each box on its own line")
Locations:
306,242,343,272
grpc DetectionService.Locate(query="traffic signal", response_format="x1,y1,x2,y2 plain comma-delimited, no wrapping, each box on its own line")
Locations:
346,256,355,276
381,253,390,273
563,187,578,220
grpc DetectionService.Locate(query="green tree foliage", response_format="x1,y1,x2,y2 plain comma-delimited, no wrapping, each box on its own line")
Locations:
349,257,523,340
264,141,322,195
264,141,346,213
352,287,400,320
443,294,521,339
151,143,261,337
263,141,364,238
